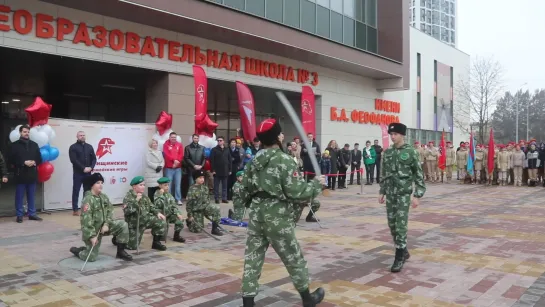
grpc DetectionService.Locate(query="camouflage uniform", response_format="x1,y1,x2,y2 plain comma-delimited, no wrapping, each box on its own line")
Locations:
123,189,166,250
186,183,222,234
293,199,321,224
154,189,185,242
230,181,246,221
73,191,131,262
239,148,322,297
380,141,426,272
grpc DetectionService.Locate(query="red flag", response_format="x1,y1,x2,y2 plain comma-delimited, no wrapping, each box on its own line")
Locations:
235,81,257,142
380,124,389,148
488,128,495,174
193,65,208,133
301,86,316,135
438,130,446,170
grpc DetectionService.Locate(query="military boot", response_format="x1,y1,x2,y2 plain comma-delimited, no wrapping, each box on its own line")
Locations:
228,209,234,219
391,248,405,273
173,231,186,243
111,236,118,246
300,287,325,307
305,211,319,222
151,235,167,251
242,297,255,307
116,244,133,261
69,246,85,257
211,222,224,236
404,247,410,260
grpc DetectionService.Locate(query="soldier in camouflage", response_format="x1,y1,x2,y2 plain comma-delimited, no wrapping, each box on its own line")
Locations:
239,118,326,307
186,170,223,236
379,123,426,273
112,176,167,251
154,177,186,243
69,173,132,262
228,170,246,221
293,198,320,224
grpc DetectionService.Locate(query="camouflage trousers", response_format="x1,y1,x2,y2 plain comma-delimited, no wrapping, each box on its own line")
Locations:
231,201,245,221
187,204,221,233
77,219,129,262
127,216,166,250
293,199,321,223
385,194,410,249
165,214,184,232
241,216,309,297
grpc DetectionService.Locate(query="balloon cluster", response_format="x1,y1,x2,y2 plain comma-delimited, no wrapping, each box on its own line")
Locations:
153,111,182,150
8,97,59,182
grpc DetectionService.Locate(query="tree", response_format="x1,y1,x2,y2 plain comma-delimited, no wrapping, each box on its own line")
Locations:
454,56,504,144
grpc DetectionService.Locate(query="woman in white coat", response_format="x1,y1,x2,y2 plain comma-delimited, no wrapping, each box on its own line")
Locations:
145,139,164,203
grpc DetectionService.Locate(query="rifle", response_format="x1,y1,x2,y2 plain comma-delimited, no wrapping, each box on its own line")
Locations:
81,226,103,272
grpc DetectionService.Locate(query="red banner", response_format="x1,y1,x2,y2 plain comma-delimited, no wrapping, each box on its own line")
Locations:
301,86,316,135
380,124,390,148
193,65,208,132
235,81,257,142
438,130,446,170
488,128,495,174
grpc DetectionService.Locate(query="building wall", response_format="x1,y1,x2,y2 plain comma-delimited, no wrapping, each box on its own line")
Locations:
0,0,404,148
383,27,470,146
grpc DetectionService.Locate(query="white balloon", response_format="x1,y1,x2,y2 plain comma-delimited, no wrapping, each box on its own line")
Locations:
29,128,49,148
41,125,54,140
9,126,21,143
153,132,162,141
176,135,182,143
48,129,56,141
157,139,166,150
198,135,208,147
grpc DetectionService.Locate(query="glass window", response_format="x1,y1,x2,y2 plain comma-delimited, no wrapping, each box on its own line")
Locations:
420,22,425,31
426,24,431,33
366,0,376,27
355,0,364,22
343,17,355,46
450,30,455,44
420,0,425,5
316,5,330,37
355,21,366,50
223,0,244,10
330,0,343,13
366,25,377,53
450,16,455,29
266,0,283,23
420,8,425,21
301,0,317,33
330,11,343,43
246,0,265,16
450,2,454,14
344,0,355,17
317,0,329,7
284,0,301,28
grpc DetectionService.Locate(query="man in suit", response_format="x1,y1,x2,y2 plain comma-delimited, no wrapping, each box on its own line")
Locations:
210,136,232,204
69,131,96,216
373,139,383,183
350,143,362,185
301,132,321,181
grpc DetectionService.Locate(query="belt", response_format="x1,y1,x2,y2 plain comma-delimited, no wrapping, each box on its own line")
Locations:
253,191,276,199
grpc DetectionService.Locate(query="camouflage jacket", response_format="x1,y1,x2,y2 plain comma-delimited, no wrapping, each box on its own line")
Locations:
379,143,426,198
123,189,159,225
154,190,181,217
186,184,210,217
231,181,247,208
80,191,114,241
240,148,321,222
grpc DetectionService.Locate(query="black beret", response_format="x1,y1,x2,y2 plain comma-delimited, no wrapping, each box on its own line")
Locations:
83,173,104,191
387,123,407,136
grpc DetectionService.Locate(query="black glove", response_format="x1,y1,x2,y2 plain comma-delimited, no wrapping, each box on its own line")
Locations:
155,166,163,173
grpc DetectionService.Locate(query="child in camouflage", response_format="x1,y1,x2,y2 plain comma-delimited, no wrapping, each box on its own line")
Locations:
228,170,245,221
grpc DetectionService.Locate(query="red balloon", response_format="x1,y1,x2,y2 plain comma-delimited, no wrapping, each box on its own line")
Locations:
203,159,211,171
155,111,173,136
25,97,52,127
38,162,54,179
195,113,218,137
38,173,51,183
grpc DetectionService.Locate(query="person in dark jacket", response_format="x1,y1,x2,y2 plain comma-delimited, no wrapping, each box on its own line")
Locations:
350,143,362,185
9,124,43,223
210,136,232,203
0,150,8,185
184,134,205,186
301,132,321,181
338,144,352,189
373,140,383,183
69,131,96,216
227,138,242,200
325,140,339,190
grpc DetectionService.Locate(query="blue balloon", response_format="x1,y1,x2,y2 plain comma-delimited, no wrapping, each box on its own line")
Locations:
204,148,211,158
40,148,50,162
48,147,60,161
41,144,51,150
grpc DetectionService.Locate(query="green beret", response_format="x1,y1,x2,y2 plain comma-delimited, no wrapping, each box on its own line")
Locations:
236,171,244,177
130,176,145,186
157,177,170,184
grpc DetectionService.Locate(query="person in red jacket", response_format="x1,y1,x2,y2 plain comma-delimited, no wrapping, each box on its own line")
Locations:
163,132,184,205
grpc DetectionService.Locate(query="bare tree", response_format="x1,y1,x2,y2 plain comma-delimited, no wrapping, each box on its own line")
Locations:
454,56,504,144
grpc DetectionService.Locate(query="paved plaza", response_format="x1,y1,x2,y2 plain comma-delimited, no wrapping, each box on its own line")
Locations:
1,183,545,307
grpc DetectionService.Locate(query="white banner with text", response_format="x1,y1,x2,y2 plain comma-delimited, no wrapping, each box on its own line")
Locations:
44,118,154,210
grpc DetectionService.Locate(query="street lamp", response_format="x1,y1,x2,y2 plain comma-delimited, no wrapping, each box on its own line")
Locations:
515,82,528,142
